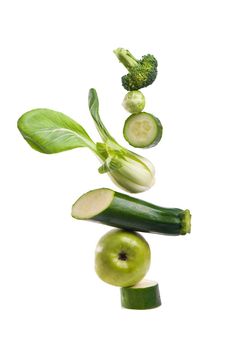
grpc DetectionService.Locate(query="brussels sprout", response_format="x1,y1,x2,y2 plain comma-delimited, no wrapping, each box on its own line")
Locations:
122,91,145,114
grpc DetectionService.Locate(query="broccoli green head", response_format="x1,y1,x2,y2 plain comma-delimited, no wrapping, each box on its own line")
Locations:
114,48,158,91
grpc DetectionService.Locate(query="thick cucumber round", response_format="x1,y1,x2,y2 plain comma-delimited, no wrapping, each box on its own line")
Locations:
71,188,191,236
121,280,161,310
123,112,163,148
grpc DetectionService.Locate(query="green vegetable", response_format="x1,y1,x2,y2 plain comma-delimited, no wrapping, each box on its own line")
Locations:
114,48,158,91
122,91,145,114
17,108,97,154
17,89,155,193
71,188,191,236
121,280,161,310
123,112,163,148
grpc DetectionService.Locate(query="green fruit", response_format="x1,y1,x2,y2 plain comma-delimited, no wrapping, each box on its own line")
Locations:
95,229,151,287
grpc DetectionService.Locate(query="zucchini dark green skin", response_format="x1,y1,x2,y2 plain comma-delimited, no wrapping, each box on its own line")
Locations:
121,282,161,310
147,115,163,148
76,189,191,236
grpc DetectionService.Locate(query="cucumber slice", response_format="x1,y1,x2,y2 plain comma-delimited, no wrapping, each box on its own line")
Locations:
71,188,191,236
123,112,163,148
121,280,161,310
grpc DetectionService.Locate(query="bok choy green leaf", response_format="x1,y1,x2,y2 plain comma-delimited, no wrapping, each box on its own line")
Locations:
17,108,97,154
17,89,155,193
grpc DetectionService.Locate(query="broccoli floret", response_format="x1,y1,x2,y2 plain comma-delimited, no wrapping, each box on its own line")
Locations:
114,48,158,91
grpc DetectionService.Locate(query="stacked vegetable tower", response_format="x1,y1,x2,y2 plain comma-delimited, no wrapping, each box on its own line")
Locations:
115,48,163,149
17,48,191,310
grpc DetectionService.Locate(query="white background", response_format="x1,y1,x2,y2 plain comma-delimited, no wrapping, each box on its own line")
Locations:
0,0,233,349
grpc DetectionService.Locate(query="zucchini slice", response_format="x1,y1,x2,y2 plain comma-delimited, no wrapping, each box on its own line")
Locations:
121,280,161,310
71,188,191,236
123,112,163,148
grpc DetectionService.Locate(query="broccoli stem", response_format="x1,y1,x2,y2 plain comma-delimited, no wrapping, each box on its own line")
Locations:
114,48,138,70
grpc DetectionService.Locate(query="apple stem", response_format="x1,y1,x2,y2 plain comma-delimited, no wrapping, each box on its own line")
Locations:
118,251,128,261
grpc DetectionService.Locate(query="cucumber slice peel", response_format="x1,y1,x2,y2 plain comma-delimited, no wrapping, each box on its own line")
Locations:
123,112,163,148
121,279,161,310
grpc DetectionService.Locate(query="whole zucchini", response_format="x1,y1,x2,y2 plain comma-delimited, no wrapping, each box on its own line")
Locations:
71,188,191,236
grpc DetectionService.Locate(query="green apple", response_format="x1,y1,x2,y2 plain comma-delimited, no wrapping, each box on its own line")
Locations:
95,229,151,287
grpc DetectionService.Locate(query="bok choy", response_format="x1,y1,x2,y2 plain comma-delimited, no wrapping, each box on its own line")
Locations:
17,89,155,193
